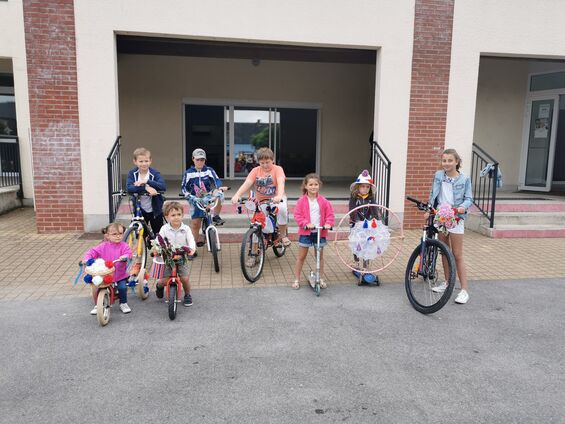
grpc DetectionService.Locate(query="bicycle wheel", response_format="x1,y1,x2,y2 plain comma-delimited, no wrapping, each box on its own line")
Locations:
240,227,265,283
123,225,147,289
96,289,111,326
136,269,149,300
207,227,220,273
405,238,456,314
272,235,286,258
168,283,177,321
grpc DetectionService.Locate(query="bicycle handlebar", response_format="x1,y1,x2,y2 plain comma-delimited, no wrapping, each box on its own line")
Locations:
303,225,333,231
406,196,432,212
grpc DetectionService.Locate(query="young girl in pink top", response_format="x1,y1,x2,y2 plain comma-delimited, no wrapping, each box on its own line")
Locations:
83,223,132,315
292,174,335,289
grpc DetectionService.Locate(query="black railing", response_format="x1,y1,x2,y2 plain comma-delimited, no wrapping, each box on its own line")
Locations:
0,135,23,198
107,136,122,222
369,137,391,210
471,143,498,228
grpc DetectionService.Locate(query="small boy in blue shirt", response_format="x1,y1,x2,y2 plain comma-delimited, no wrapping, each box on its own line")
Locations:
181,148,225,246
126,147,166,235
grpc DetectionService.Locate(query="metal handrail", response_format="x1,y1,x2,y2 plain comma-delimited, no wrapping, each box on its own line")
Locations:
107,136,122,222
0,135,23,198
369,135,391,210
471,142,498,228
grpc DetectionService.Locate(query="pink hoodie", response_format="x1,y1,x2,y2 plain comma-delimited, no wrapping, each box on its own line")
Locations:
83,241,132,282
293,194,335,238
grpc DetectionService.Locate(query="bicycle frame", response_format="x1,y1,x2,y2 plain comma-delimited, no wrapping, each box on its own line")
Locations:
164,260,182,302
190,193,222,253
240,199,281,247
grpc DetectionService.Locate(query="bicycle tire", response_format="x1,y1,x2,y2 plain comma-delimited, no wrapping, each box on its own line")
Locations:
208,227,220,273
405,238,456,314
168,284,177,321
272,237,286,258
240,227,265,283
123,225,147,290
96,289,111,326
136,268,149,300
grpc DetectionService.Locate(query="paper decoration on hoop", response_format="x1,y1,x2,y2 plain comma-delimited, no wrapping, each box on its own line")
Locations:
348,218,391,260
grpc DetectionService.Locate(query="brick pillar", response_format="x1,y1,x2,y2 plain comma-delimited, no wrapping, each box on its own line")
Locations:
404,0,454,228
23,0,84,233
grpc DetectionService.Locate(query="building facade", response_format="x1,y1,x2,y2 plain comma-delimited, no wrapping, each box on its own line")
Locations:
1,0,565,232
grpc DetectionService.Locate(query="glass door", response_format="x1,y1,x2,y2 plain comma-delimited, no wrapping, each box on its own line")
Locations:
519,96,559,191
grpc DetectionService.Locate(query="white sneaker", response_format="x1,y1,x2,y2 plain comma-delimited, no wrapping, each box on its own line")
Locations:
90,307,97,315
454,290,469,304
432,281,448,293
119,303,132,313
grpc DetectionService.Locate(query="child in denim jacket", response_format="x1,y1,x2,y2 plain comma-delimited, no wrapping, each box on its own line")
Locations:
427,148,473,304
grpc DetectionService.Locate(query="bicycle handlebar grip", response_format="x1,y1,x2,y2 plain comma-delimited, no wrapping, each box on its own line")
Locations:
406,196,421,204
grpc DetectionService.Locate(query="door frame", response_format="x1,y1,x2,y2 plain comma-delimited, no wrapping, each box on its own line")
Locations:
182,98,322,179
519,93,560,191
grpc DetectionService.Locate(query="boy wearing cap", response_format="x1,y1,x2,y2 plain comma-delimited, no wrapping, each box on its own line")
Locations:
181,148,225,247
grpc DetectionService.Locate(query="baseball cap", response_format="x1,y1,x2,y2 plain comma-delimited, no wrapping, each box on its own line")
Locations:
192,148,206,159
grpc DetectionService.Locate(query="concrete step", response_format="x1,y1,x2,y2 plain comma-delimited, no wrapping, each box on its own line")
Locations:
493,201,565,213
487,224,565,238
488,212,565,226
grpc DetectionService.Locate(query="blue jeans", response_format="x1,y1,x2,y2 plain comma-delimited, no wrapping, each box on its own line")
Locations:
116,278,128,304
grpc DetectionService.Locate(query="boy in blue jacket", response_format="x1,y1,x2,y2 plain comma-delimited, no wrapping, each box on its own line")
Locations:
126,147,167,235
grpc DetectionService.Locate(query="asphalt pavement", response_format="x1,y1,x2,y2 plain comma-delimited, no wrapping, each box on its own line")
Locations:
1,278,564,423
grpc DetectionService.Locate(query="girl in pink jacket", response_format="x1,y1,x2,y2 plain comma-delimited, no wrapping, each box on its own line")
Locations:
292,174,335,289
83,223,132,315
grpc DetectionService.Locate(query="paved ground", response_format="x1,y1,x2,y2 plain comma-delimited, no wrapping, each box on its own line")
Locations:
1,208,565,422
1,279,564,423
0,208,563,300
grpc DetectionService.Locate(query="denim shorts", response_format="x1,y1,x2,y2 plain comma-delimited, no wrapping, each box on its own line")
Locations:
190,205,205,220
298,233,327,248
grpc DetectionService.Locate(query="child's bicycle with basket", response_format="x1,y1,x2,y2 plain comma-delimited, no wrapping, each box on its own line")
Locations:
185,187,229,273
404,196,456,314
119,191,162,300
79,258,128,327
236,198,286,283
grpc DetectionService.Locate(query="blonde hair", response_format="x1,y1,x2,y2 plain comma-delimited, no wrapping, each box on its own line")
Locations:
442,148,462,171
101,223,125,239
163,201,183,217
133,147,151,160
256,147,274,161
301,173,322,194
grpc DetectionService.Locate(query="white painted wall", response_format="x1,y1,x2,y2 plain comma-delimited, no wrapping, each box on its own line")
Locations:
118,54,375,179
74,0,415,230
448,0,565,182
0,0,33,204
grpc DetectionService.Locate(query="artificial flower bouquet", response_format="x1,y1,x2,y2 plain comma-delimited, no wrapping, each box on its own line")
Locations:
150,234,193,268
433,203,461,235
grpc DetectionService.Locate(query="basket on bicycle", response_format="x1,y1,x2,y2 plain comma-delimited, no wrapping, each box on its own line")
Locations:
83,258,116,287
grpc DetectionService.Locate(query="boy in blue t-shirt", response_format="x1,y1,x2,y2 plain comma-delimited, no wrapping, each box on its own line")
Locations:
126,147,166,235
181,148,225,247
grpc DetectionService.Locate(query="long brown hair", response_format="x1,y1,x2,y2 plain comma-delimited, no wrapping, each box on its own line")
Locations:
301,173,322,194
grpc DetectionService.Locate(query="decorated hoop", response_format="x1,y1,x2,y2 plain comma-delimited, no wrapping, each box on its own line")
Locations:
332,204,404,275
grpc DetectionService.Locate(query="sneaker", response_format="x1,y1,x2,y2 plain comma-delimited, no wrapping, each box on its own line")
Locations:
432,281,448,293
454,290,469,304
212,216,225,226
119,303,132,313
196,240,205,247
90,307,97,315
183,294,193,307
155,284,164,299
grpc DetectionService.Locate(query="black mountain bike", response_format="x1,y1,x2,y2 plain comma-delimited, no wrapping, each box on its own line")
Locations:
404,196,456,314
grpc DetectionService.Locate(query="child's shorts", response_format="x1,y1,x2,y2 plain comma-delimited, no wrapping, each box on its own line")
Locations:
190,206,206,220
298,233,327,248
163,261,190,278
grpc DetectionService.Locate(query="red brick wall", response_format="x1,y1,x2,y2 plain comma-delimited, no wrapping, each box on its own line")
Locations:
23,0,83,233
404,0,454,228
